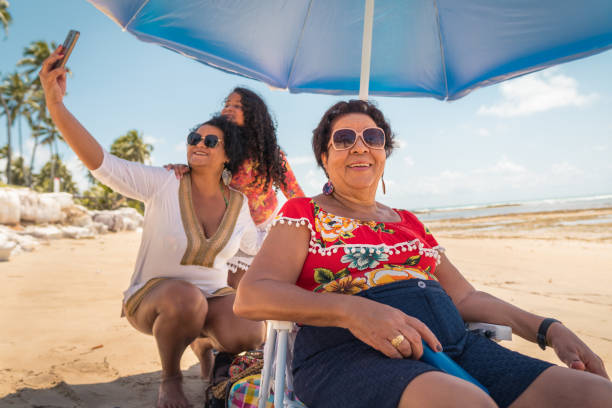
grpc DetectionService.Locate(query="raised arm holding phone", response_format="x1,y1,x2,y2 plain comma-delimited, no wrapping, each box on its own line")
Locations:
39,43,265,408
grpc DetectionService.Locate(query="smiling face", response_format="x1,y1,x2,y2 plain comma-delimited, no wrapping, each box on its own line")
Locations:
221,93,245,126
321,113,386,196
187,124,228,172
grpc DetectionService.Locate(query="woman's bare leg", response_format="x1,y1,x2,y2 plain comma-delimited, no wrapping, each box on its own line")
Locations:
398,371,496,408
202,294,265,353
509,366,612,408
127,280,208,408
190,337,214,380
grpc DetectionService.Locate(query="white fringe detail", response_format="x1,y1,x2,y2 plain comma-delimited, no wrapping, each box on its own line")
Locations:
270,215,445,265
227,257,253,273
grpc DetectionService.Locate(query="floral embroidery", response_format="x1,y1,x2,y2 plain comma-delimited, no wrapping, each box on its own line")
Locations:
341,246,389,270
315,212,360,243
312,267,368,294
275,198,443,293
231,153,304,225
323,276,369,294
365,264,438,287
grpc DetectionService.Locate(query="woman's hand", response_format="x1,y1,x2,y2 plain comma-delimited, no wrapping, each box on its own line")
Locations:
345,296,442,360
163,163,190,179
39,46,68,107
547,322,609,379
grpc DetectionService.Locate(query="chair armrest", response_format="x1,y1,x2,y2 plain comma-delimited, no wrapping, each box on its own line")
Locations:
466,322,512,341
268,320,295,331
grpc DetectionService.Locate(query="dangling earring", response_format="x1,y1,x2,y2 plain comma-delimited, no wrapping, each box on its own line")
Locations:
222,165,232,186
381,175,387,195
322,180,334,195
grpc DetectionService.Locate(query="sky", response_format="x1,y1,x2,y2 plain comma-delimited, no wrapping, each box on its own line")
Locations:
2,0,611,210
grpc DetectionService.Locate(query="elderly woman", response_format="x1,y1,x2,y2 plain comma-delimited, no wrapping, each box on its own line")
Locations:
235,100,612,408
40,47,265,408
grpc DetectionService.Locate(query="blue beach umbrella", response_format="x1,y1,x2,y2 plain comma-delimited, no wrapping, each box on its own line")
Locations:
86,0,612,101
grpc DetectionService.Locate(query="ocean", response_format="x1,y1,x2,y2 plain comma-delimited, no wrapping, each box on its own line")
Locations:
413,194,612,222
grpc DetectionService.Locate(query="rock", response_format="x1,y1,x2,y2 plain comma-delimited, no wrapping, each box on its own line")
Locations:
36,195,64,223
0,189,21,225
21,225,64,240
63,204,93,227
0,234,17,261
123,218,138,231
44,192,74,209
89,221,109,235
11,233,40,251
16,189,40,222
61,225,96,239
92,212,125,232
116,207,144,227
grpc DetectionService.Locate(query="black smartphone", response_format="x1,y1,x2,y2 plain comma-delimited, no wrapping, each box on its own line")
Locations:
51,30,80,70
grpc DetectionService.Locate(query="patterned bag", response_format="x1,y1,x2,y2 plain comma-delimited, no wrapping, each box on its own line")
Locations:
227,374,274,408
205,351,265,408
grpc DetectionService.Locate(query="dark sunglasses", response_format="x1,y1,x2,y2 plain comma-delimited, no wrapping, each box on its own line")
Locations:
187,132,222,148
330,127,386,150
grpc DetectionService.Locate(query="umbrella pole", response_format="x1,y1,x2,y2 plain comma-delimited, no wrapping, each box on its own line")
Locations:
359,0,375,101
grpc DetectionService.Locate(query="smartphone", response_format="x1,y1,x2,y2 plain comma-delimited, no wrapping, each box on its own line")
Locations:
51,30,80,70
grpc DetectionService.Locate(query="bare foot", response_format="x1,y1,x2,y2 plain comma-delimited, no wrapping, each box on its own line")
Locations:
190,338,214,381
158,374,192,408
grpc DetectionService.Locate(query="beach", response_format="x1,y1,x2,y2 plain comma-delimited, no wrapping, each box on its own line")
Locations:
1,209,611,407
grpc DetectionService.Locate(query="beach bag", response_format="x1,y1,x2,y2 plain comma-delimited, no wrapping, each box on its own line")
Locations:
205,351,266,408
227,374,274,408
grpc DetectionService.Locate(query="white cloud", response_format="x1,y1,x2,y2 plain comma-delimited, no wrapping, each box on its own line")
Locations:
393,138,407,149
477,128,490,137
64,154,91,192
550,162,584,177
403,156,415,167
390,156,567,198
287,155,315,166
593,145,608,152
144,134,162,145
489,157,525,173
175,142,186,154
302,169,327,196
477,72,598,117
24,139,51,170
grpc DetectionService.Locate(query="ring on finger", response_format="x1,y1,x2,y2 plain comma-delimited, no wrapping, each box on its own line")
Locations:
390,334,405,349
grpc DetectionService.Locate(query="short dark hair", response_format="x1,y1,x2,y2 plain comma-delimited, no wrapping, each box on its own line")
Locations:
312,100,395,170
192,115,246,174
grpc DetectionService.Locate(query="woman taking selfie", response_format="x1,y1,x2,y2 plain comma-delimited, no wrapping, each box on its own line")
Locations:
39,46,265,408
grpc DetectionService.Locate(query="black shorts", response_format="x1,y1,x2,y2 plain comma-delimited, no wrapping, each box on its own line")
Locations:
292,279,553,408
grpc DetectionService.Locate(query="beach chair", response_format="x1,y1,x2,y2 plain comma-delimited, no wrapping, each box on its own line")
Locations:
257,321,512,408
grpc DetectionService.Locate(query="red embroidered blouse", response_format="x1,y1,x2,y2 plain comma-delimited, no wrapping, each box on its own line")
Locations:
271,197,444,294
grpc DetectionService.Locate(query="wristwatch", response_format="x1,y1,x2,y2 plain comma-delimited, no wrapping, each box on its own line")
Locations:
537,318,561,350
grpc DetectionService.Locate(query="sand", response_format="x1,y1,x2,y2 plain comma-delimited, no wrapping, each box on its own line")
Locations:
1,210,611,407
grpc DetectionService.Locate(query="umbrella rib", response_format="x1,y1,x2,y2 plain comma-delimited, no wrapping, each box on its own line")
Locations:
432,0,449,100
123,0,150,31
286,0,314,90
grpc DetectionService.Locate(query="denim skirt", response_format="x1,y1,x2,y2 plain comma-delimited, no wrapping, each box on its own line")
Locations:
292,280,552,408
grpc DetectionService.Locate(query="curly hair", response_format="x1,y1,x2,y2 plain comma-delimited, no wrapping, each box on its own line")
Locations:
191,115,246,174
230,87,288,191
312,99,395,171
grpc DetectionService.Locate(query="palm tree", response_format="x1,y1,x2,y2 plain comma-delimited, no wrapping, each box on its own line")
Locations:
4,72,29,160
18,41,59,187
37,114,63,191
110,130,154,164
18,41,56,80
0,73,13,184
0,0,11,38
25,111,42,186
33,153,78,194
